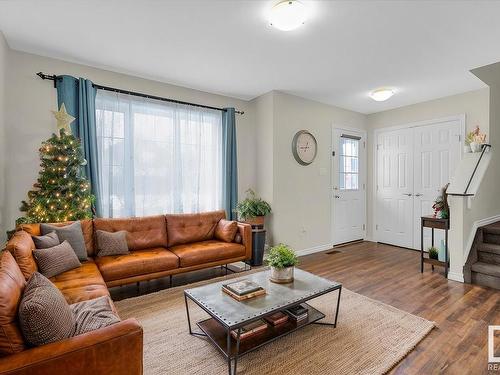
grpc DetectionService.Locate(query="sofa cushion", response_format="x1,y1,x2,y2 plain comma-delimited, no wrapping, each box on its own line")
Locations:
33,240,82,278
49,260,110,305
170,240,246,267
41,221,88,261
215,219,238,243
19,219,95,257
32,231,60,249
95,230,129,257
5,230,37,280
18,272,75,347
95,248,179,282
94,216,168,251
166,210,226,247
70,296,120,336
0,251,27,355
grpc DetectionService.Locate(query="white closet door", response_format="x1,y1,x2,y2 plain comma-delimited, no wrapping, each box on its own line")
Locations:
413,121,462,250
376,128,414,249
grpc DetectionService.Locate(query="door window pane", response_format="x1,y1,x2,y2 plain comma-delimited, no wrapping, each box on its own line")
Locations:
339,137,360,190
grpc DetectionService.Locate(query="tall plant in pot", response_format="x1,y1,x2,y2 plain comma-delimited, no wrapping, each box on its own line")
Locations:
235,189,272,226
267,244,298,283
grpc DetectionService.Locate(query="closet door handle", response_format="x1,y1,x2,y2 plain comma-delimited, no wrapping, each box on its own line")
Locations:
415,193,423,197
403,193,413,197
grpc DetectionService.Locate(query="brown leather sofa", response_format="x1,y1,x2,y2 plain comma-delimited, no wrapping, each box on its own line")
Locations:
0,210,252,374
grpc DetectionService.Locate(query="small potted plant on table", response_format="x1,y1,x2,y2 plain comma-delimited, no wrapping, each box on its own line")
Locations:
428,246,439,260
267,244,299,283
235,189,272,226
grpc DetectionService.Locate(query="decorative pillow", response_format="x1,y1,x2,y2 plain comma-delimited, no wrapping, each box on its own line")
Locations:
41,221,87,261
95,230,129,257
70,296,120,336
33,241,81,278
215,219,238,243
234,233,243,244
18,272,75,346
32,231,60,249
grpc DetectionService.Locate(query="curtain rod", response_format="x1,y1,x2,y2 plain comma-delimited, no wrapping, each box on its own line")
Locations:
36,72,244,115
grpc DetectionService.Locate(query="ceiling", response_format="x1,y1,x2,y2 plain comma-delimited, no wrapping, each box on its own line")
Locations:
0,0,499,114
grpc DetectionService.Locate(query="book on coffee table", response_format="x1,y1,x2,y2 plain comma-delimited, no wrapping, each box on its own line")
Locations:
264,311,289,326
231,319,268,340
223,279,263,296
222,286,266,301
285,304,309,321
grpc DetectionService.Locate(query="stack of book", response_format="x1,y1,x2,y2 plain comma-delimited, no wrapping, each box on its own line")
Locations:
264,311,289,326
222,279,266,301
230,320,268,340
285,304,309,322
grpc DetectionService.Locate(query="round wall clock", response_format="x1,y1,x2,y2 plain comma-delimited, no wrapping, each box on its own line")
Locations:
292,130,317,166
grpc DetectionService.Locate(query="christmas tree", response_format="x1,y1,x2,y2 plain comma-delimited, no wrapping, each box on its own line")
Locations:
16,129,94,226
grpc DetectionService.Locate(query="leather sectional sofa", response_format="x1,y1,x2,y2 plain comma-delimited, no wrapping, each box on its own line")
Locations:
0,210,252,375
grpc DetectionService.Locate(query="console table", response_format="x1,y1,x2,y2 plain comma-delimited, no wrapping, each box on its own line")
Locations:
420,215,449,277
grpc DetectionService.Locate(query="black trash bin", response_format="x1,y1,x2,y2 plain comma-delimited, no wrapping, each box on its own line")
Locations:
251,228,266,266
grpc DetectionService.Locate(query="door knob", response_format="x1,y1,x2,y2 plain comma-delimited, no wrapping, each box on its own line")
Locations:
403,193,413,196
334,195,340,199
415,193,423,197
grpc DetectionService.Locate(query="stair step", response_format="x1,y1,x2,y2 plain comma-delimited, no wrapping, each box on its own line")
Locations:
471,272,500,290
478,243,500,255
478,251,500,265
482,224,500,245
471,262,500,278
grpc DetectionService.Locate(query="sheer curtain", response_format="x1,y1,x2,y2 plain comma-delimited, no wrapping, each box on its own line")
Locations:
95,90,223,217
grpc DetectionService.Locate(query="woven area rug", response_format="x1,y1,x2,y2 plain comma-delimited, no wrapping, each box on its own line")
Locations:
115,270,434,375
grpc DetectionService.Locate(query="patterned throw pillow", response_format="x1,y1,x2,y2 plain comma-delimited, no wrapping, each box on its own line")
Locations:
40,221,88,261
33,241,81,278
70,296,120,336
215,219,238,242
95,230,129,257
32,231,60,249
18,272,75,346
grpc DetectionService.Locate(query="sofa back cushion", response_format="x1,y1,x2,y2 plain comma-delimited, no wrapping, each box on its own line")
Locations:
94,215,168,251
4,231,37,280
166,210,226,247
19,219,95,257
0,251,27,355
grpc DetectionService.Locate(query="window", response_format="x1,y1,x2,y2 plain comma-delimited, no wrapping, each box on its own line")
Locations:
95,90,223,217
339,136,360,190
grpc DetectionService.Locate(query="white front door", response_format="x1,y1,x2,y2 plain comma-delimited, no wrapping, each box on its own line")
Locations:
375,118,463,250
413,120,462,250
332,128,366,245
376,128,414,248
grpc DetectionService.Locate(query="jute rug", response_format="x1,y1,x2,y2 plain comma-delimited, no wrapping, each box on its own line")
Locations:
115,270,434,375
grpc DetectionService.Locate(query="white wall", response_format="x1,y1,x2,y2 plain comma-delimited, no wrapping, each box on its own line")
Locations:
262,91,367,252
365,89,490,240
0,32,7,242
3,49,256,232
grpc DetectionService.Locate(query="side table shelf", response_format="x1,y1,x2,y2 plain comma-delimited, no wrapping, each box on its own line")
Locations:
420,216,449,277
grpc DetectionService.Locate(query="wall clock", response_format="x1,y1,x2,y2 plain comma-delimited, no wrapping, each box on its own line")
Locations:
292,130,317,166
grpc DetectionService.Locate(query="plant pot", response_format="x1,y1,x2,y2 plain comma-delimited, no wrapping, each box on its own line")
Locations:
269,266,294,284
244,216,265,227
470,142,482,153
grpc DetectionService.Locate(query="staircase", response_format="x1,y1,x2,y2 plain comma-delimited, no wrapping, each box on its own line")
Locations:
464,222,500,290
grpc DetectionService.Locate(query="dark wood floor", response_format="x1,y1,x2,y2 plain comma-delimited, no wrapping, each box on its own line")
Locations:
110,241,500,375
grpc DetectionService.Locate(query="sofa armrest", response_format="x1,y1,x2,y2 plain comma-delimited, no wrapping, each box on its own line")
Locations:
237,222,252,260
0,319,143,375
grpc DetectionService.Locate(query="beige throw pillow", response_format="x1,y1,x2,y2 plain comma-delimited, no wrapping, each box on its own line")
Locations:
70,296,120,336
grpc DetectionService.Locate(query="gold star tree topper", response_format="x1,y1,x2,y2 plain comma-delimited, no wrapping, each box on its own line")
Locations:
52,103,75,135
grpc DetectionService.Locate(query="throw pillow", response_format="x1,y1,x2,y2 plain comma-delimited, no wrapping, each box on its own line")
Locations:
32,231,60,249
215,219,238,243
18,272,75,346
33,241,81,278
70,296,120,336
41,221,88,261
95,230,129,257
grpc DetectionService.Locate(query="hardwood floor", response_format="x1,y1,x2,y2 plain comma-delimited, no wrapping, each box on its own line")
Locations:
110,241,500,374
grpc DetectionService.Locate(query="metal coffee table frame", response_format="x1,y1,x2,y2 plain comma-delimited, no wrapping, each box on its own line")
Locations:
183,272,342,375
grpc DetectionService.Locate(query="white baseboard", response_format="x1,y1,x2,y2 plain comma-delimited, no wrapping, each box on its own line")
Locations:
448,271,465,283
296,243,333,257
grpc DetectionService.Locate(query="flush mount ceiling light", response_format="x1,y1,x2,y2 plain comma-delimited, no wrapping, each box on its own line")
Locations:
369,88,395,102
269,0,307,31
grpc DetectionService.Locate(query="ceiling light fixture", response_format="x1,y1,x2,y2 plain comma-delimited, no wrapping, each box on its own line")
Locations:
369,88,395,102
269,0,307,31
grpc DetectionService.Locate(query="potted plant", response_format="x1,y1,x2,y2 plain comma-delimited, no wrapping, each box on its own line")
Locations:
428,246,439,260
235,189,272,226
465,126,487,153
266,244,299,283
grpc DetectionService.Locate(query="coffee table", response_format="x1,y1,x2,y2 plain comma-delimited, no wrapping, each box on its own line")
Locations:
183,268,342,375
